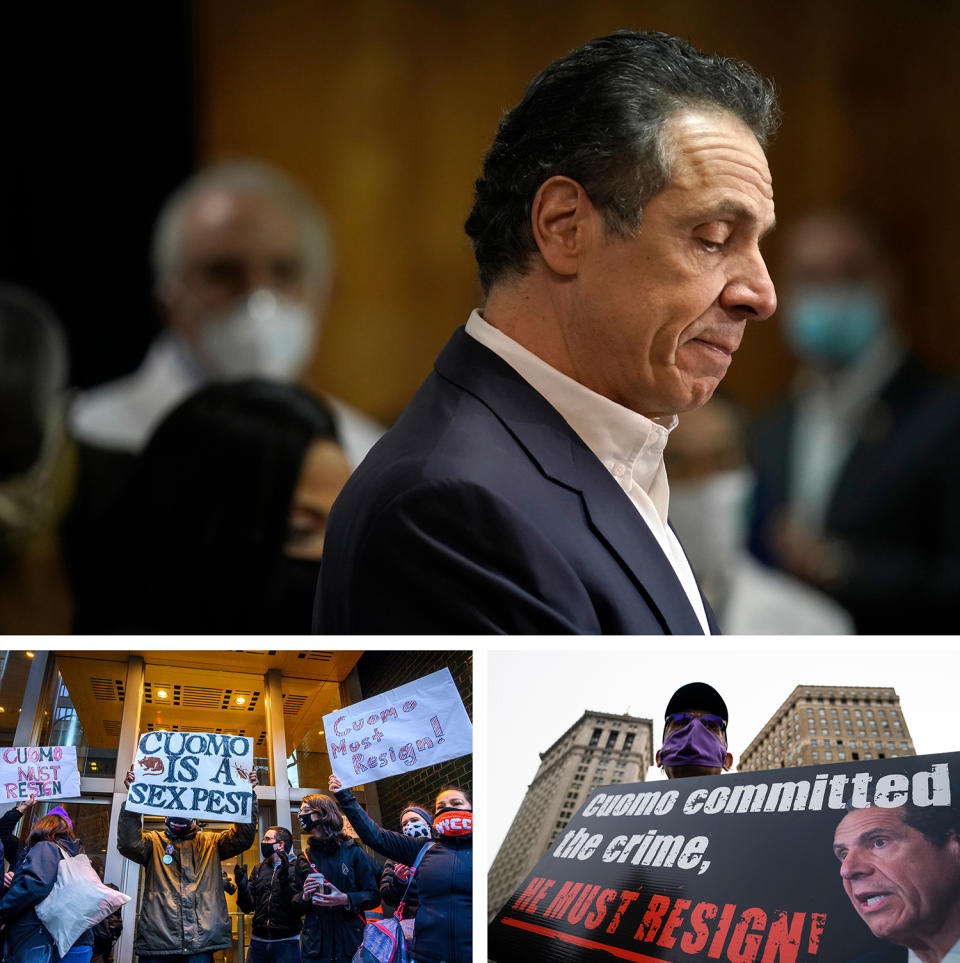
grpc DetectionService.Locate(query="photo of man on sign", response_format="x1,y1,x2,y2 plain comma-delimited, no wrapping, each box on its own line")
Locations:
833,801,960,963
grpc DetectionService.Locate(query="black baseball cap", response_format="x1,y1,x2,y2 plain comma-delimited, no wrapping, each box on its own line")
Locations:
664,682,728,724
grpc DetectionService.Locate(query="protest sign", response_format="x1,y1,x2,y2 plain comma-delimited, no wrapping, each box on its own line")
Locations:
324,667,472,789
0,746,80,801
490,751,960,963
126,730,254,822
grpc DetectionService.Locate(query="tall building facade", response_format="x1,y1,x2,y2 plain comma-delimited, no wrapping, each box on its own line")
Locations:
739,684,916,771
488,710,653,919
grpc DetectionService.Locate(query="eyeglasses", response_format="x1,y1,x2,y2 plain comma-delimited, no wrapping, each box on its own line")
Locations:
666,711,726,734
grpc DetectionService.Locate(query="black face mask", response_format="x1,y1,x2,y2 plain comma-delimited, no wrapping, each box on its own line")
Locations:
298,812,317,833
257,556,323,634
261,842,283,859
165,817,192,837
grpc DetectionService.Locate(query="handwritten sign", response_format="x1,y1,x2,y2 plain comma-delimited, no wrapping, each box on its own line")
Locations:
324,668,472,789
0,746,79,801
489,752,960,962
126,730,254,822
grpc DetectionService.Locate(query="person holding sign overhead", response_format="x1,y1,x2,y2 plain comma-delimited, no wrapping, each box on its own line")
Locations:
117,762,259,963
329,775,472,963
290,794,379,963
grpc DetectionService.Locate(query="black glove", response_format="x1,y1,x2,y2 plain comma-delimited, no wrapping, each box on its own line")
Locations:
233,864,249,889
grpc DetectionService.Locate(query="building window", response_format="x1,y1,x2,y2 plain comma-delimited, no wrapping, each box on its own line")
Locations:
589,729,602,747
623,733,635,751
606,732,618,749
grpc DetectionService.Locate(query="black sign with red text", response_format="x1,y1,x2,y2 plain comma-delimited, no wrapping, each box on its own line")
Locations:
489,752,960,963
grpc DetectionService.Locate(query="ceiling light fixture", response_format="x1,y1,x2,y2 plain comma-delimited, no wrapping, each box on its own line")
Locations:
156,690,168,699
236,696,246,705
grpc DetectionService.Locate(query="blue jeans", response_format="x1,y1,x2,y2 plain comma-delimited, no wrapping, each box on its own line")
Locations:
137,956,213,963
14,945,92,963
246,941,301,963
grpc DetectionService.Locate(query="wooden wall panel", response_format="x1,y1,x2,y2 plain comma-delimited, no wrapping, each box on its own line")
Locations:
195,0,960,420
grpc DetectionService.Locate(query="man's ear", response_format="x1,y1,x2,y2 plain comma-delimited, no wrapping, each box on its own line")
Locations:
655,749,662,767
530,176,595,277
722,751,733,772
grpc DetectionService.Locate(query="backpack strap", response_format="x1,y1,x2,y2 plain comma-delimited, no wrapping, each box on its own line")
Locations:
394,842,431,921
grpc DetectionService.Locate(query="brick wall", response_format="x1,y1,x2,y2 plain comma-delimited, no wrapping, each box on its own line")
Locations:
355,650,472,829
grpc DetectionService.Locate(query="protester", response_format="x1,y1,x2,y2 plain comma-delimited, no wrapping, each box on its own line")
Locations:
0,796,35,897
329,777,472,963
666,397,853,633
117,764,258,963
291,794,379,963
234,826,300,963
377,805,432,927
749,209,960,633
833,802,960,963
655,682,733,779
75,380,351,633
317,30,779,633
0,812,93,963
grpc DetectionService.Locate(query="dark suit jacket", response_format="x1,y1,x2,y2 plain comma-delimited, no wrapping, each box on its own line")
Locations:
849,943,906,963
748,356,960,634
316,327,717,634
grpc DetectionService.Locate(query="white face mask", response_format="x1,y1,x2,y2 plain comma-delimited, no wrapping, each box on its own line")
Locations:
668,468,753,585
198,290,317,380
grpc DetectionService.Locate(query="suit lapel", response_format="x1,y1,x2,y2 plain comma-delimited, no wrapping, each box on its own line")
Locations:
435,328,708,634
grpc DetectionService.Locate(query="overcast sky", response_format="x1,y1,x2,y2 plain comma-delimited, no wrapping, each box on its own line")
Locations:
487,638,959,866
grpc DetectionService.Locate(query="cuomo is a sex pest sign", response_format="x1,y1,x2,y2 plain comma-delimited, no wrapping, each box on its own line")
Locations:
490,751,960,963
126,730,255,822
324,667,472,790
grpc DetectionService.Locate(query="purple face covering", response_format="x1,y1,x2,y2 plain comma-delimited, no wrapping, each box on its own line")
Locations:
659,717,727,768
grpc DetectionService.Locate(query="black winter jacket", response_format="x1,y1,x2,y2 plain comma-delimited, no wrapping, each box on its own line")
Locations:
291,837,379,962
379,859,419,918
335,789,472,963
0,806,24,900
0,837,94,957
236,854,300,940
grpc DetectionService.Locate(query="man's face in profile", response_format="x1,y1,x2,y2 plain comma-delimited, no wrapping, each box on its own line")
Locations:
833,807,960,949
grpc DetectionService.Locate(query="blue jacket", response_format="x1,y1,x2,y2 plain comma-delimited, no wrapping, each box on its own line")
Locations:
316,327,717,634
0,837,94,958
335,789,471,963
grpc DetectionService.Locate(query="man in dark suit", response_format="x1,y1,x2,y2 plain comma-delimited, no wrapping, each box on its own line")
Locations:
833,802,960,963
316,31,779,633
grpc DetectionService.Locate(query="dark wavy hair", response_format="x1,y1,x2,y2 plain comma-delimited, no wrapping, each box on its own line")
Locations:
464,30,779,293
26,813,76,851
302,793,350,853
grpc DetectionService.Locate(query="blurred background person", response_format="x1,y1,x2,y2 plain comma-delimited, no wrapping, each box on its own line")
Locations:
87,857,123,963
0,811,94,963
75,380,351,633
62,161,383,610
0,797,35,902
69,160,382,467
748,210,960,633
0,285,75,633
667,396,853,634
292,794,379,963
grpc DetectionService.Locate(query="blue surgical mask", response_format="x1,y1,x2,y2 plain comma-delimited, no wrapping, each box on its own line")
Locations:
783,285,887,367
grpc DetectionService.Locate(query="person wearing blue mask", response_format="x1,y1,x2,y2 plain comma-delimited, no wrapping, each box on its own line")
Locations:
655,682,732,779
748,209,960,634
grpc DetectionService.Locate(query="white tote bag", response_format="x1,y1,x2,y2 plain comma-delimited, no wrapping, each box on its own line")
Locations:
34,845,130,956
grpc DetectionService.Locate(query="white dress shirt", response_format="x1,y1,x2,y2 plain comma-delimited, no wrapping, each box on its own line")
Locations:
465,310,711,634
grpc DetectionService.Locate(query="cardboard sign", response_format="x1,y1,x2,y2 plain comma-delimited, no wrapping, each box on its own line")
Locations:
126,730,254,822
490,752,960,963
324,667,472,790
0,746,79,800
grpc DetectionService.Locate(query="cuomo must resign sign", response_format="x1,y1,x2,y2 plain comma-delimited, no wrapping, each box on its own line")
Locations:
489,752,960,963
